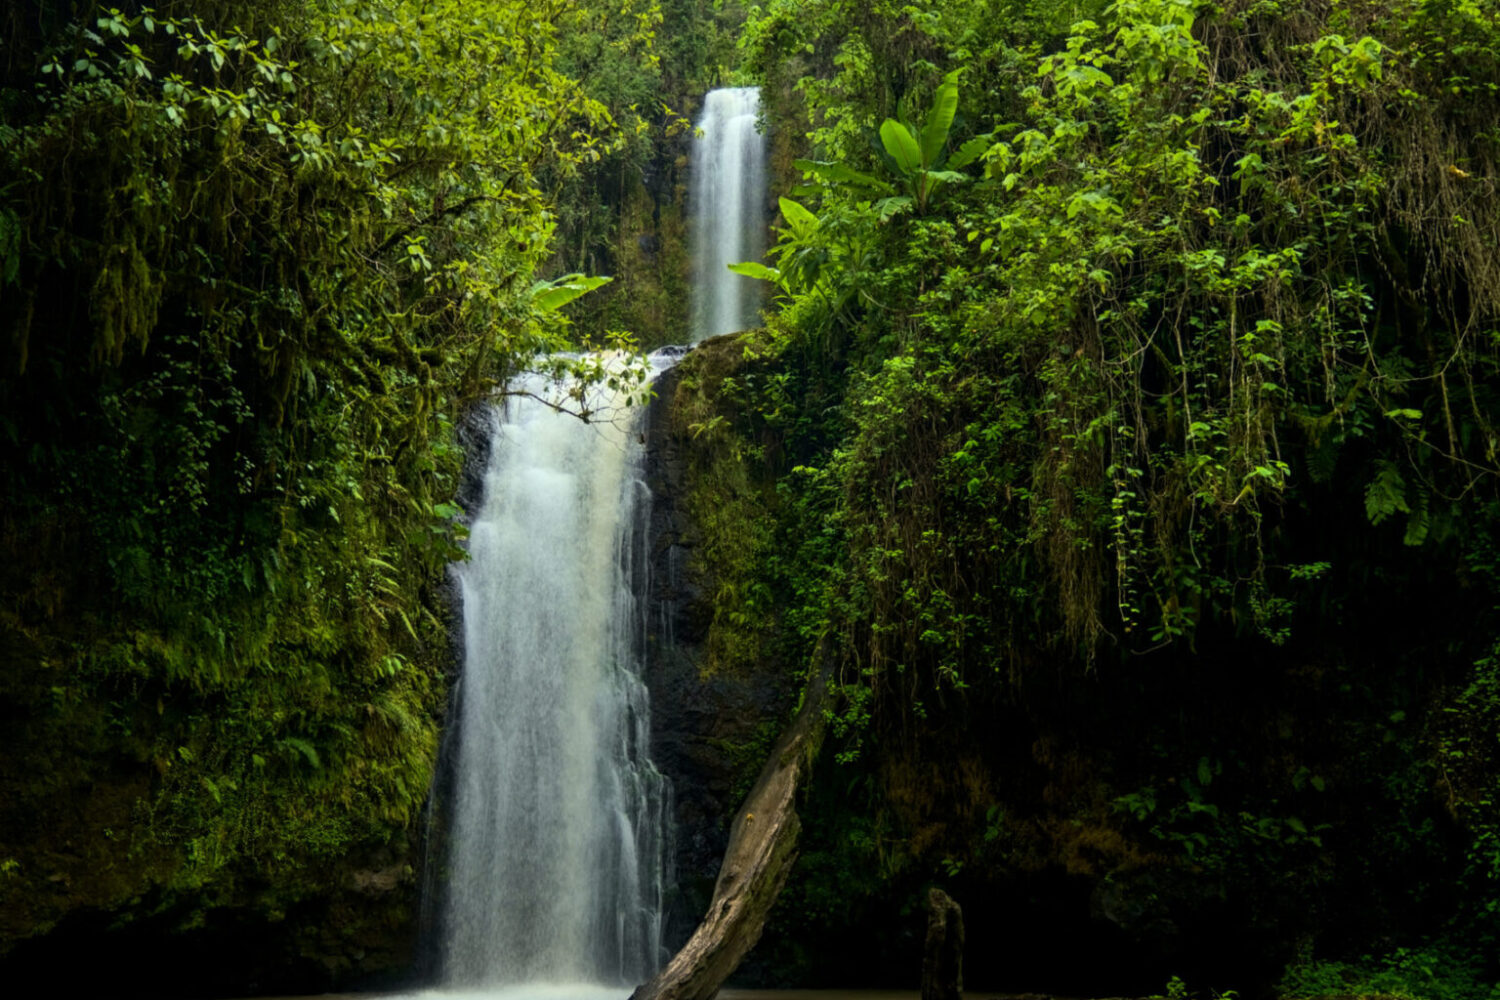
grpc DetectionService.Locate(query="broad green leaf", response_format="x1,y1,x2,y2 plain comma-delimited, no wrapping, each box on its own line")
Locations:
879,119,922,176
530,273,613,313
946,133,994,171
779,196,820,235
873,195,914,221
728,261,781,282
793,158,893,193
920,77,960,168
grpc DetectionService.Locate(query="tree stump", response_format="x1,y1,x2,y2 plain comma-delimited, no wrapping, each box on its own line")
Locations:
922,888,964,1000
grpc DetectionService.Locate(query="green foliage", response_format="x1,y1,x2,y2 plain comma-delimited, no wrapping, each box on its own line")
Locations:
0,0,648,946
1150,977,1238,1000
706,0,1500,989
1281,947,1500,1000
670,333,789,675
531,274,616,314
545,1,752,349
744,0,1500,697
872,69,980,213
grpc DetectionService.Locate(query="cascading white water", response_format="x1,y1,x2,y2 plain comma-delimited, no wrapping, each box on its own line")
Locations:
442,363,670,989
691,87,768,341
434,85,768,998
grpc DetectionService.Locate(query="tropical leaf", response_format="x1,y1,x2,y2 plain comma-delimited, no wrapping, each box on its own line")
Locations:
529,273,614,313
924,170,972,184
873,195,914,221
793,158,893,193
880,119,923,176
920,73,960,168
946,133,994,171
728,261,782,282
779,196,820,236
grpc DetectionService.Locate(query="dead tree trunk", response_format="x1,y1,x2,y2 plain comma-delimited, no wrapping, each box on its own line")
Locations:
629,667,831,1000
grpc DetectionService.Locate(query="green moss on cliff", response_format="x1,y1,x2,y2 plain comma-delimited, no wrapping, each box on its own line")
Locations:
669,333,785,677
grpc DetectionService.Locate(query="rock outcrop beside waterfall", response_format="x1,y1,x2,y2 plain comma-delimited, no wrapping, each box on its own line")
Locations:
641,346,797,957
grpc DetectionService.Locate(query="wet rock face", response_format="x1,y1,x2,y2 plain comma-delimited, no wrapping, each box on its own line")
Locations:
640,361,792,954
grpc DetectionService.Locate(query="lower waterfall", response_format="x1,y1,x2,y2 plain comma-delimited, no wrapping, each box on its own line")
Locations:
441,362,671,989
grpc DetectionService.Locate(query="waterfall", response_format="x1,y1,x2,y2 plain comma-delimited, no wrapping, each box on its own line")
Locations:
432,84,767,996
441,361,671,988
691,87,768,341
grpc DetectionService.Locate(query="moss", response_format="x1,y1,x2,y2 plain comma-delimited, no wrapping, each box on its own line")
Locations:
670,332,785,678
568,170,695,351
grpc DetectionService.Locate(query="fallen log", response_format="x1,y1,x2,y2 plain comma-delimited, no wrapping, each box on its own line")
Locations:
630,666,831,1000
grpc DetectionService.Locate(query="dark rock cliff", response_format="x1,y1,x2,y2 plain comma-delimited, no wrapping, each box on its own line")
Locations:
640,357,794,957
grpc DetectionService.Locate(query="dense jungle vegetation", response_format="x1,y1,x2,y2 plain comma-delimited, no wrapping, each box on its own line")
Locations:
0,0,715,990
678,0,1500,996
5,0,1500,998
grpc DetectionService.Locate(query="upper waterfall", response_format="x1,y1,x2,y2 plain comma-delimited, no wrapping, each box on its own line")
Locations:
690,87,768,341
